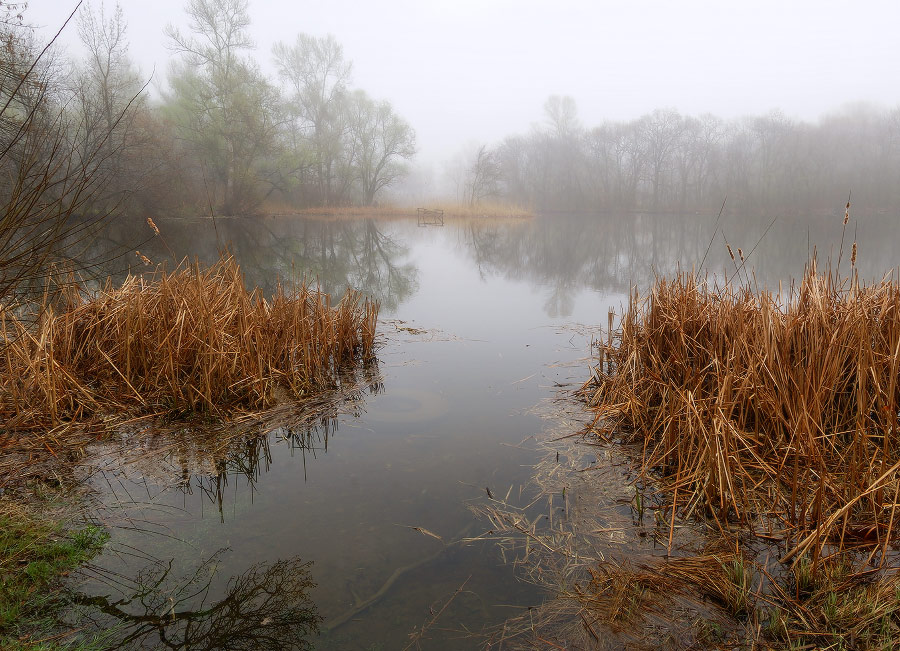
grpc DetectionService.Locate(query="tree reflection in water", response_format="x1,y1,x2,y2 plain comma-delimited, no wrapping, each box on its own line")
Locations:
89,216,418,312
461,211,900,318
69,550,320,650
66,353,382,649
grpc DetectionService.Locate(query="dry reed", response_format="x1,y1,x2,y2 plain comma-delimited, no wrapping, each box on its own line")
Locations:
585,259,900,567
261,201,534,220
425,200,534,219
0,254,378,431
569,549,900,648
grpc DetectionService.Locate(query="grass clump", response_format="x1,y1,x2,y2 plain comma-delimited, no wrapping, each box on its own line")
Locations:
579,250,900,646
573,552,900,649
768,557,900,648
586,260,900,562
0,254,378,431
0,504,108,648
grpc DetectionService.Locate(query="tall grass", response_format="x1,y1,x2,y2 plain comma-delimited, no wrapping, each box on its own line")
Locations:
0,254,378,431
586,259,900,566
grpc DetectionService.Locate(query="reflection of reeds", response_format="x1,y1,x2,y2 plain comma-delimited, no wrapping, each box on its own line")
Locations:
585,260,900,566
0,254,378,431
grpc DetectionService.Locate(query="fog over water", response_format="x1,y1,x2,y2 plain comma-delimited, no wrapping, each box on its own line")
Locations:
28,0,900,167
57,211,899,647
7,1,900,643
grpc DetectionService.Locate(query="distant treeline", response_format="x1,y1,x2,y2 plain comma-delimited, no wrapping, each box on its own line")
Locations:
463,96,900,215
2,0,415,221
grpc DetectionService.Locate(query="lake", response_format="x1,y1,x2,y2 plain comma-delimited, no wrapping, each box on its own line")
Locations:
63,210,897,648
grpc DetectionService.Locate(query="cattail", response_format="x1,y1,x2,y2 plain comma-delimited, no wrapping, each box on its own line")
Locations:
738,248,744,263
147,217,160,236
851,241,857,266
843,201,850,225
726,243,735,261
585,268,900,567
0,254,380,430
135,250,151,266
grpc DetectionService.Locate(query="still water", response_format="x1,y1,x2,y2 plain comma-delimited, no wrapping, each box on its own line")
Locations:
65,211,898,648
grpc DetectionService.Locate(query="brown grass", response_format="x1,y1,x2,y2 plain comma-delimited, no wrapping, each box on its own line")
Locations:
425,200,534,219
585,259,900,568
570,549,900,649
0,254,378,432
574,549,753,627
260,200,534,220
469,262,900,646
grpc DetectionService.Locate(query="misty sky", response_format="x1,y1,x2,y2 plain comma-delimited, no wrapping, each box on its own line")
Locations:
29,1,900,167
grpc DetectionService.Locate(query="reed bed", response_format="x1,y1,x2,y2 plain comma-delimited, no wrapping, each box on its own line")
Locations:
585,260,900,568
477,386,900,648
423,200,534,219
0,254,378,432
473,265,900,647
262,200,534,220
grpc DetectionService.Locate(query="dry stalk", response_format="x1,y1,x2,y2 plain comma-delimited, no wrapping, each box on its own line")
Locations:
0,253,379,432
585,261,900,566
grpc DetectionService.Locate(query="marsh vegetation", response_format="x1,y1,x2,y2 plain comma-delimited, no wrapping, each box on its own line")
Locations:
5,1,900,648
579,251,900,647
4,209,900,648
0,253,378,432
468,208,900,648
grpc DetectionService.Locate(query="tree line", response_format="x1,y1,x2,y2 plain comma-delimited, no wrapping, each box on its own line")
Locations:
2,0,416,225
464,96,900,215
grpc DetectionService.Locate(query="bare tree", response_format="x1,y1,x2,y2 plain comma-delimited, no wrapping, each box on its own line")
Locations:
68,2,153,214
273,33,352,204
643,108,684,208
75,3,140,134
465,144,501,206
0,4,140,304
165,0,278,213
541,96,585,210
345,90,415,205
544,95,580,138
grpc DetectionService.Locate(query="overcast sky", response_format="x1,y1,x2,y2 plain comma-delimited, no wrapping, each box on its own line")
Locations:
27,1,900,167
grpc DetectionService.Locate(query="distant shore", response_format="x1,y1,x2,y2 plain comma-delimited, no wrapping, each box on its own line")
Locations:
261,202,534,220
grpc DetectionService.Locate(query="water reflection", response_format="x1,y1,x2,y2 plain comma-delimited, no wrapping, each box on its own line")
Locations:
65,359,385,649
91,216,418,311
95,364,382,521
461,212,899,317
65,211,900,646
188,417,347,522
69,550,320,650
72,383,376,647
74,212,898,322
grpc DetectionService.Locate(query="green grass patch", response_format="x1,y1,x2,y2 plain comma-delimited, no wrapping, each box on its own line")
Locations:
0,509,108,649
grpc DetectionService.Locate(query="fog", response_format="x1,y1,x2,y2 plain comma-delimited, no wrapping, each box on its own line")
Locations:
7,3,900,646
9,0,900,217
27,0,900,168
